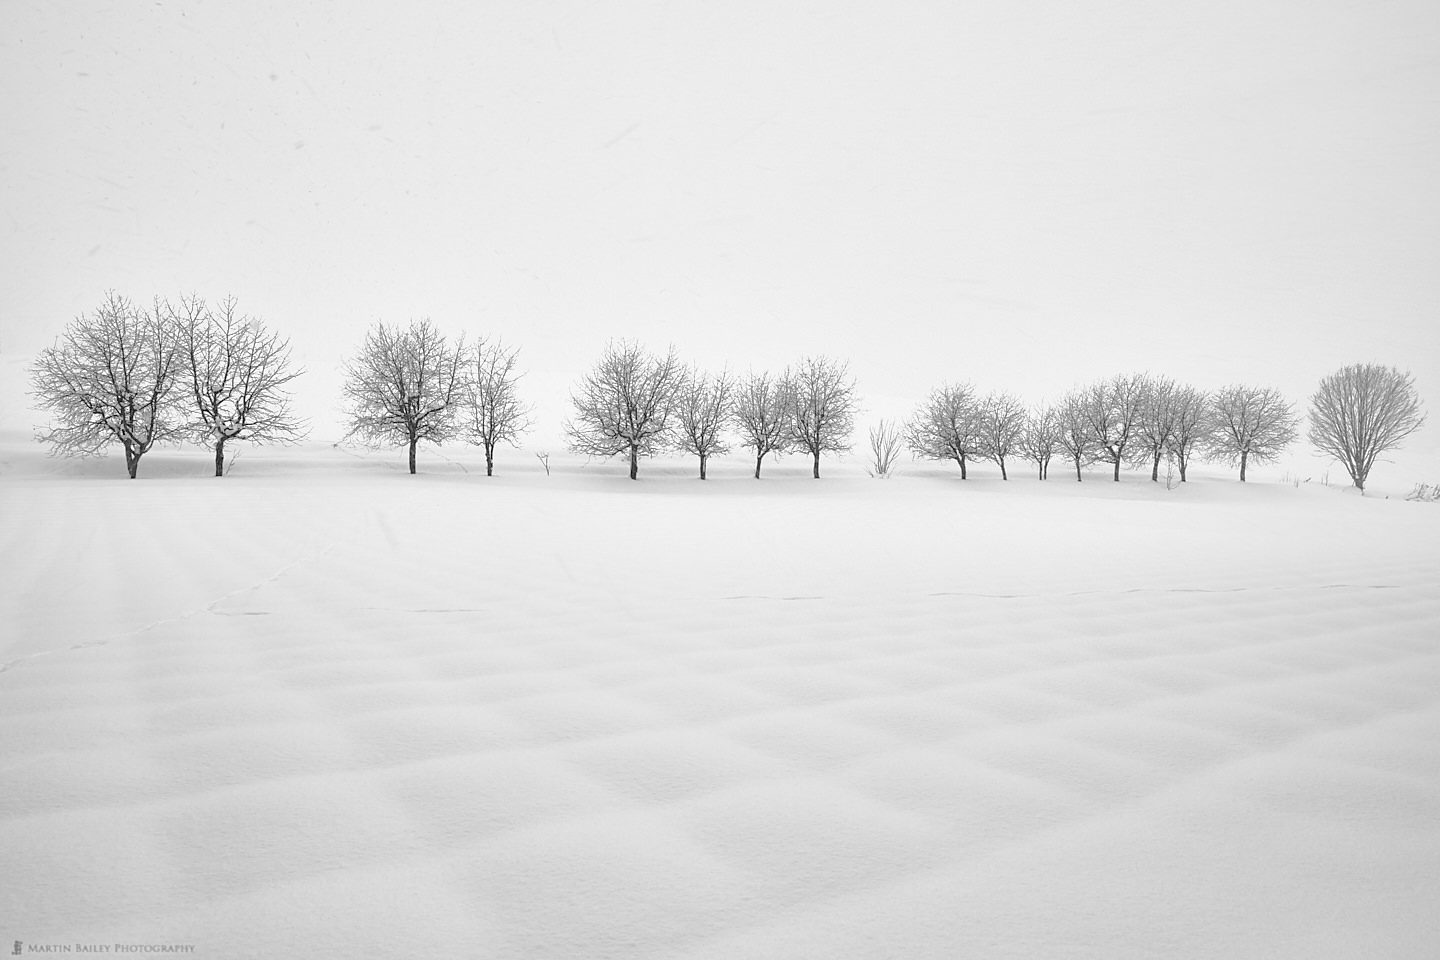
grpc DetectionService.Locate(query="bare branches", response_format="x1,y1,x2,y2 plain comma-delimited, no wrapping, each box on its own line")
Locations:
174,295,306,477
464,337,531,476
978,391,1026,481
1166,385,1210,482
733,370,793,479
1079,373,1149,481
1054,391,1097,482
1308,364,1425,492
1207,384,1298,482
786,355,857,479
565,340,685,479
905,382,981,478
1018,405,1061,480
30,292,184,478
341,319,467,474
674,366,735,479
866,419,903,478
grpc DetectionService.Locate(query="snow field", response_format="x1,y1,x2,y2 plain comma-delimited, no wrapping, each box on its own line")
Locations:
2,444,1438,958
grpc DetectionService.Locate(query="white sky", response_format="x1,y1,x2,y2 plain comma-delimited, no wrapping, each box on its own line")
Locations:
3,0,1437,480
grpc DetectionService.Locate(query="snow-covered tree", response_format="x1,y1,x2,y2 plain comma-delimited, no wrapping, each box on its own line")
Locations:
1307,364,1425,492
463,337,531,476
174,294,306,477
566,340,685,480
786,355,857,479
978,391,1026,480
1133,375,1178,482
341,319,468,474
732,370,792,478
1079,373,1149,481
1166,385,1210,482
1208,383,1299,482
30,292,184,478
1018,405,1061,480
905,382,982,479
1055,391,1097,482
674,366,734,479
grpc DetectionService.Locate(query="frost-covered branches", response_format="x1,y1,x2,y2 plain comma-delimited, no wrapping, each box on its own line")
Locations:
1166,385,1210,482
1207,384,1299,482
1054,392,1097,482
464,338,531,476
174,295,305,476
786,355,857,479
566,340,685,479
341,319,467,474
867,419,903,478
732,370,793,478
1307,364,1425,492
1080,373,1149,481
674,367,734,479
905,382,981,479
1019,405,1061,480
30,292,184,478
978,391,1026,480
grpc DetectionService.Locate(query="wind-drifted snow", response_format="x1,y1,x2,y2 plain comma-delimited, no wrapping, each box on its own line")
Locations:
2,443,1437,959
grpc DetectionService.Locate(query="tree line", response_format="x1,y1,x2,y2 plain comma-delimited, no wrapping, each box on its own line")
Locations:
27,294,1428,491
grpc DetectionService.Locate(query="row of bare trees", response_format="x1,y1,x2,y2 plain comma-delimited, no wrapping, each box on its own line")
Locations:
564,342,857,479
29,293,305,478
902,370,1424,491
29,298,1426,489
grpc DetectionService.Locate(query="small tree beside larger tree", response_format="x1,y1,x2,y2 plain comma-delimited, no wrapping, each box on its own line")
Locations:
30,292,184,478
1307,363,1426,492
566,340,685,480
1207,384,1299,482
341,319,468,474
674,366,734,480
174,294,306,476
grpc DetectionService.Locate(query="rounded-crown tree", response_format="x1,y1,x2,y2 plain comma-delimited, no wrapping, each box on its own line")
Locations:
1308,363,1425,492
566,340,684,480
174,294,306,476
341,319,468,474
463,337,531,476
30,292,184,478
733,369,792,478
785,355,857,479
1207,384,1297,482
905,382,981,479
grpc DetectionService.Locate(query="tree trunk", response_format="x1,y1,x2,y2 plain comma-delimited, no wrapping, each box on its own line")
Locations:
754,453,764,479
1074,457,1082,482
124,445,140,479
1239,450,1248,482
959,452,967,480
485,443,495,477
999,457,1008,481
408,438,418,474
214,436,226,477
1151,451,1161,482
629,444,639,480
1178,457,1188,482
812,450,820,479
699,454,708,480
1113,457,1121,482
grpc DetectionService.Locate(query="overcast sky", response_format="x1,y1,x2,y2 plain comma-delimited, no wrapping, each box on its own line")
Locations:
3,0,1437,480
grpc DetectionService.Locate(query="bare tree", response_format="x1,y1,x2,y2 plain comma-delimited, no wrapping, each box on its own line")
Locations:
566,340,685,480
1080,373,1148,481
674,366,735,479
1055,391,1097,482
341,319,468,474
867,419,903,478
463,337,531,476
1308,363,1426,492
1134,375,1178,482
173,294,306,476
1207,384,1299,482
30,292,184,478
1018,405,1061,480
786,355,857,479
905,382,982,478
978,391,1026,480
1166,385,1210,482
732,370,792,478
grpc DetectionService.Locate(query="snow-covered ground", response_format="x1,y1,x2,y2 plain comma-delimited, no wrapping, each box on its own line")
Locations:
3,439,1438,959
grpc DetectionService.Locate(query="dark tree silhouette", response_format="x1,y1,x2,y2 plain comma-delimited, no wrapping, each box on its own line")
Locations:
1208,383,1299,482
1308,364,1425,492
785,355,857,479
566,340,685,480
732,370,792,478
